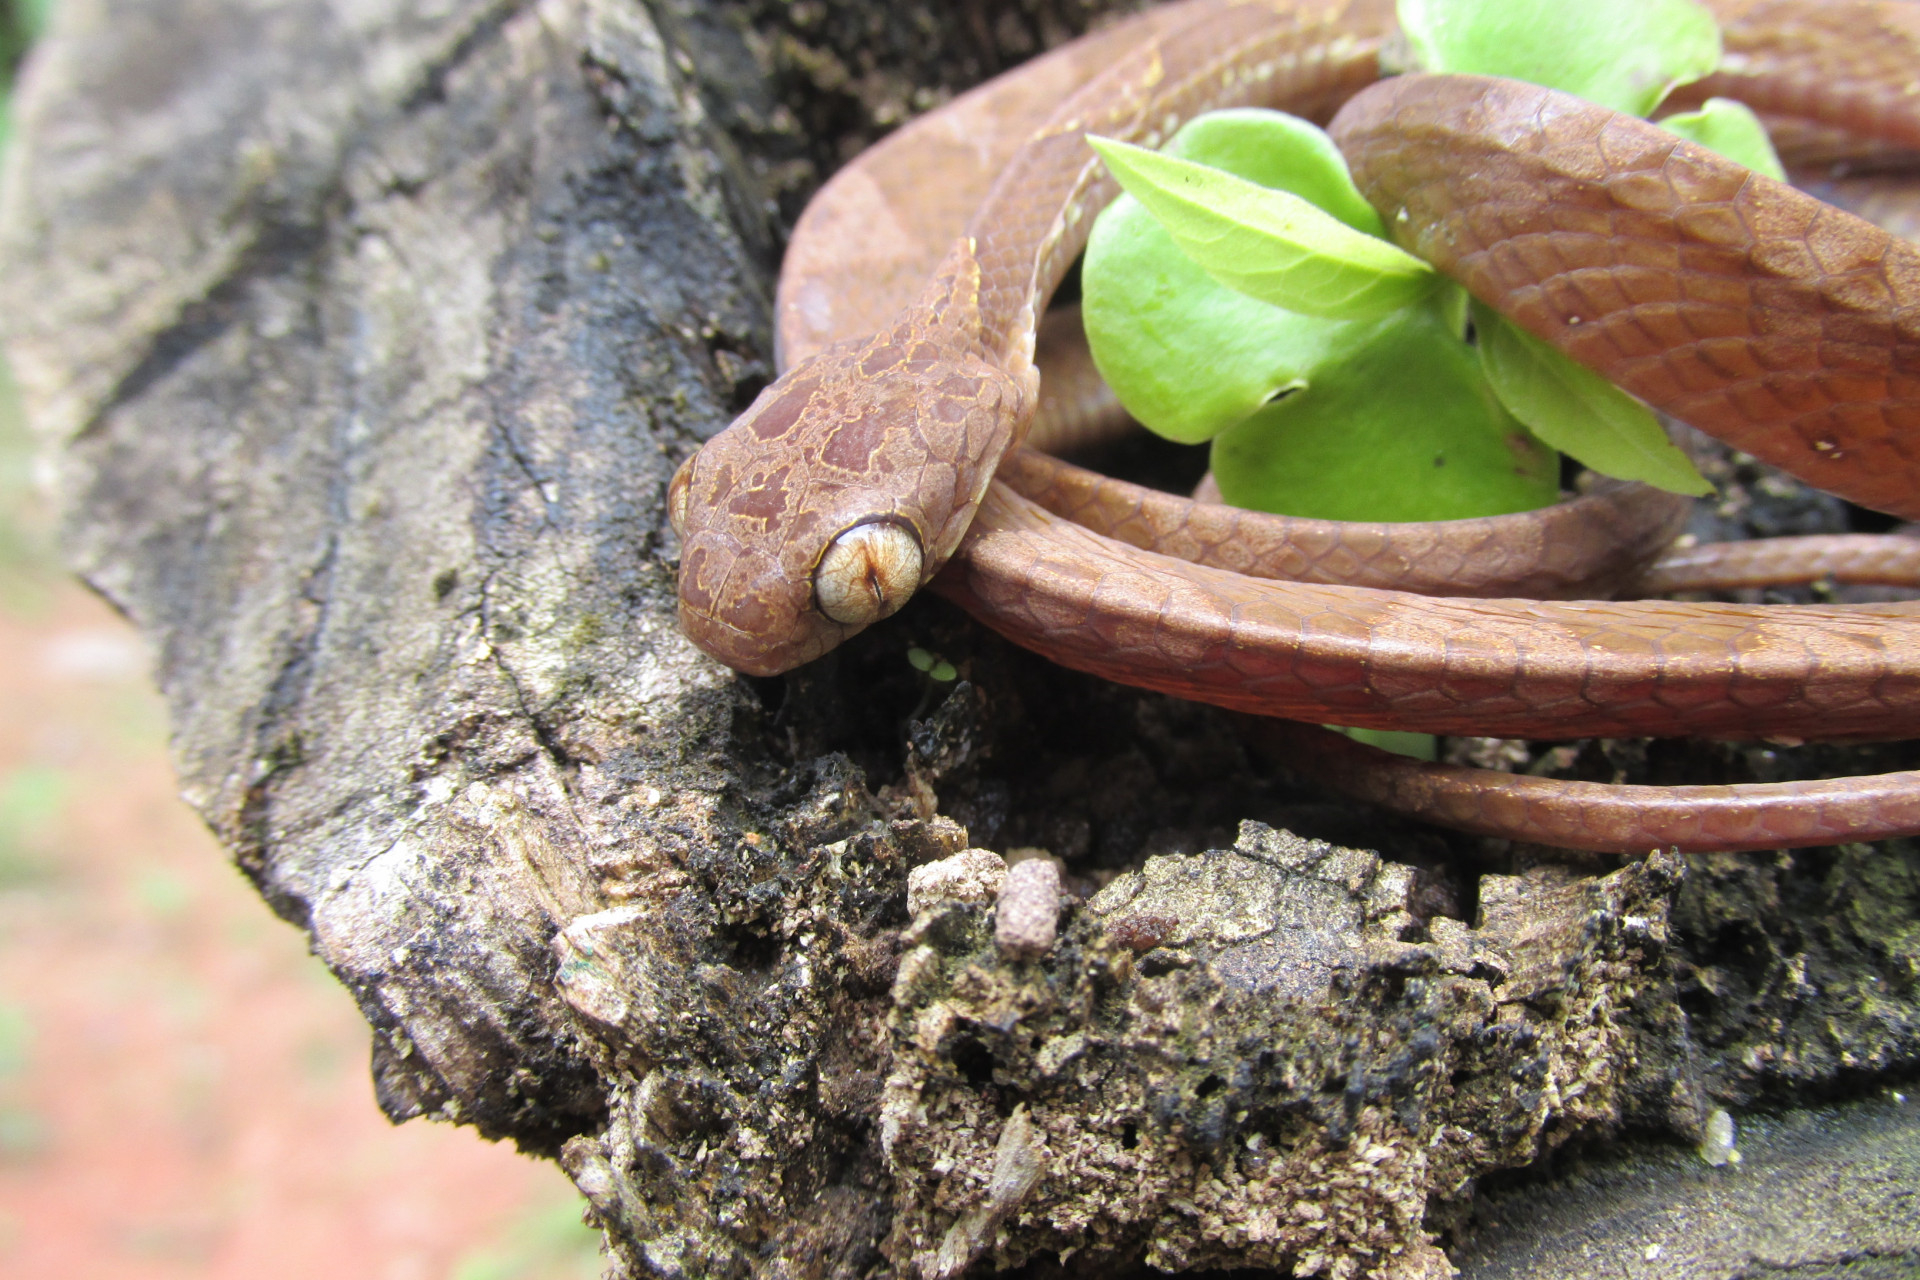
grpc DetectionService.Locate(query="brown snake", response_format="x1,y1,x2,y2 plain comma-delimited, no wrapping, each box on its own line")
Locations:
671,0,1920,853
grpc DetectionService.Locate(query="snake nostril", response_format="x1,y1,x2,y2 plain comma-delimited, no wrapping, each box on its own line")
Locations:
814,520,923,625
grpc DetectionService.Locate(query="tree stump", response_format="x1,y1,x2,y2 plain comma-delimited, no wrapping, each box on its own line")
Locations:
2,1,1916,1276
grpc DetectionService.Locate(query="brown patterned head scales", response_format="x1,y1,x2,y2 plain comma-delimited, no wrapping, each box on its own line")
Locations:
674,241,1032,675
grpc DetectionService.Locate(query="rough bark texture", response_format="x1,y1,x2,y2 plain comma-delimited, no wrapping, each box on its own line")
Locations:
1,1,1916,1277
1455,1093,1920,1280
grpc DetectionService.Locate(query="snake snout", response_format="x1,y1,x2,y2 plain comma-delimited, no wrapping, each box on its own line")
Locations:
814,518,923,625
677,533,831,677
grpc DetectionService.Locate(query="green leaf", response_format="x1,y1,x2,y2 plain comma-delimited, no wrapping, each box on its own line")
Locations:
1158,109,1386,238
1473,301,1711,495
1083,111,1416,443
1083,189,1373,443
1396,0,1721,117
1209,299,1560,521
1088,135,1435,321
0,1004,30,1078
1659,98,1786,181
1335,727,1438,761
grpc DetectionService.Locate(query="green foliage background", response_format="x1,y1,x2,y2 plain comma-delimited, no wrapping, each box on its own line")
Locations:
0,0,48,149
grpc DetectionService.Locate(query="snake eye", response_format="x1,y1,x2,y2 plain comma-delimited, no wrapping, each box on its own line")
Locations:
667,455,696,538
814,520,923,625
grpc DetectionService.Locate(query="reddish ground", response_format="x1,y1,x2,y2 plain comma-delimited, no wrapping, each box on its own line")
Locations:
0,468,599,1275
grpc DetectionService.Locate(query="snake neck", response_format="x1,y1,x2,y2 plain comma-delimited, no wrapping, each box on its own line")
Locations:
907,236,1042,429
907,237,1000,358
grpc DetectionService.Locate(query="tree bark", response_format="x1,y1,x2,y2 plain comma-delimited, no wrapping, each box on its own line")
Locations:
2,1,1916,1277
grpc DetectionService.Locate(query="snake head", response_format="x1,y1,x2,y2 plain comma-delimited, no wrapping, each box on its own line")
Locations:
673,264,1032,675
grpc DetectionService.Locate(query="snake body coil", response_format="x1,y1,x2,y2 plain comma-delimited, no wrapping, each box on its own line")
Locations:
673,0,1920,852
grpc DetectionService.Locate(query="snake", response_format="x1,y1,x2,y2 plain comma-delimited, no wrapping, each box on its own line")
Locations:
669,0,1920,853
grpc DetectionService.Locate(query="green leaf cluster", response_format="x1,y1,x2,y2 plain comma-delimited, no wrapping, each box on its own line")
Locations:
1081,0,1792,526
1086,119,1560,521
1397,0,1718,117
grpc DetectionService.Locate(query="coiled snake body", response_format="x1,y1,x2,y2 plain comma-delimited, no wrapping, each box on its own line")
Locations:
671,0,1920,853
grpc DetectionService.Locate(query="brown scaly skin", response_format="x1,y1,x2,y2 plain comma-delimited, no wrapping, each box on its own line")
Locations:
1014,305,1920,596
1249,720,1920,853
678,0,1920,851
1333,72,1920,520
679,0,1394,673
938,481,1920,743
1002,449,1693,600
673,243,1031,675
1642,534,1920,593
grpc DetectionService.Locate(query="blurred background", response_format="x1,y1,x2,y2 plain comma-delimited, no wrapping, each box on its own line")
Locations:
0,3,603,1276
